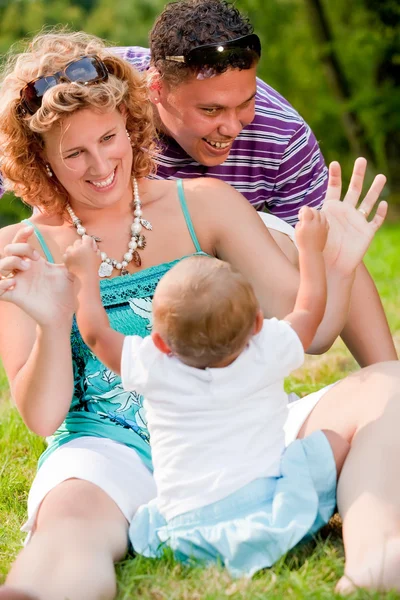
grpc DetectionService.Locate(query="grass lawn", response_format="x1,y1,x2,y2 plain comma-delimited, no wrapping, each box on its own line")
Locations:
0,223,399,599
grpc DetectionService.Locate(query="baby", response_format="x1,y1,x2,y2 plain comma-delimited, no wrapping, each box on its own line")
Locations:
65,206,349,578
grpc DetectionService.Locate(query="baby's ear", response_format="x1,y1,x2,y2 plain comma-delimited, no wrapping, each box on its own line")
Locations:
151,331,172,355
253,309,264,335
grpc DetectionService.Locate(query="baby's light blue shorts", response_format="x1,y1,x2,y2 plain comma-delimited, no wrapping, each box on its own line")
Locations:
130,430,337,578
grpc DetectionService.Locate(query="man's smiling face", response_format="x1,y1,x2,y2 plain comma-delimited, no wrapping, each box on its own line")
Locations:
155,66,257,166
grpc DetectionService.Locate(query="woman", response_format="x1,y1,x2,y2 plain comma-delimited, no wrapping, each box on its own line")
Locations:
0,30,398,600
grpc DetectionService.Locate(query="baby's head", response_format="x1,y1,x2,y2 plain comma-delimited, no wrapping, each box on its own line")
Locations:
152,256,262,368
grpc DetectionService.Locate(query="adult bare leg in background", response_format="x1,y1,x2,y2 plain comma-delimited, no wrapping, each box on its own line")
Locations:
298,360,400,592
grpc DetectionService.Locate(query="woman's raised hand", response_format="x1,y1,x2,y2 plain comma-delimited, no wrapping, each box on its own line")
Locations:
0,226,76,325
321,158,387,275
0,226,40,278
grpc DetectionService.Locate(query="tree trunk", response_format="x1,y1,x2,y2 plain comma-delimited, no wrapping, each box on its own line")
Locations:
365,0,400,192
303,0,377,164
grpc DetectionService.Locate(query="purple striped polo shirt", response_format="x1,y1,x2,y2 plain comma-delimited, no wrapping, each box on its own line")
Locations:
113,46,328,225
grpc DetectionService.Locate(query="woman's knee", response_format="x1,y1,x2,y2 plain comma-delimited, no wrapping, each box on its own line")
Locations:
37,479,125,521
34,479,128,560
299,360,400,442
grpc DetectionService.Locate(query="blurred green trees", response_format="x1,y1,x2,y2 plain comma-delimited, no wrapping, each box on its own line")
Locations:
0,0,399,225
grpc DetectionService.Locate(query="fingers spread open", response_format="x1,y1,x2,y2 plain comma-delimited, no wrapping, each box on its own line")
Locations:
324,161,342,202
369,200,388,232
357,174,387,217
342,157,367,206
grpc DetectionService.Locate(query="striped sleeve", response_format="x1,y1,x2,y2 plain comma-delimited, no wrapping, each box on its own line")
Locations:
268,122,328,225
112,46,151,71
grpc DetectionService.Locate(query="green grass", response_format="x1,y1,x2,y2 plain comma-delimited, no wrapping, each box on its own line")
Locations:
1,223,400,598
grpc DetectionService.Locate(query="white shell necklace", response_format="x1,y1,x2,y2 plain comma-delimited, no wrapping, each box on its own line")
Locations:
66,177,152,278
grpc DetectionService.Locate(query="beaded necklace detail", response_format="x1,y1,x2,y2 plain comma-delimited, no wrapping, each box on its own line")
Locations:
66,177,152,278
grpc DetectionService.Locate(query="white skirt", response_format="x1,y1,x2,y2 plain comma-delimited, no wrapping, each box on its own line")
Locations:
21,436,157,542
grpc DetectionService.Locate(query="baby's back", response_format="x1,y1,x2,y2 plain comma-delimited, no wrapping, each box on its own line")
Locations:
145,318,304,521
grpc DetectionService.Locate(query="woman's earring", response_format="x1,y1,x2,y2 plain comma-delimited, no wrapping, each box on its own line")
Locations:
45,163,53,178
126,130,131,141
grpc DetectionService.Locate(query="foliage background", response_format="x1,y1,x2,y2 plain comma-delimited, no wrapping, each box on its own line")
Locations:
0,0,399,226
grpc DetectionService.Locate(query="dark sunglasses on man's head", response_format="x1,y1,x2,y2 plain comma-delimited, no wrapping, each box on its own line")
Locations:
165,34,261,69
19,55,109,116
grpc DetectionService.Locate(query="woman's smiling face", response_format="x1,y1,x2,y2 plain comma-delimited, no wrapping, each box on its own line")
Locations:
43,107,133,211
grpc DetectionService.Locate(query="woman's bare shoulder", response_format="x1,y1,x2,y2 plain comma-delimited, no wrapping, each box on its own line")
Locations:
147,177,230,194
181,177,234,193
180,177,245,212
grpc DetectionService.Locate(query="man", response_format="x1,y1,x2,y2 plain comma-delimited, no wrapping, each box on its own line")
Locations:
116,0,326,226
112,0,397,367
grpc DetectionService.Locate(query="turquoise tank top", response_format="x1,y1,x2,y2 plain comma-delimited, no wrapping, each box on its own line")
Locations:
23,179,208,471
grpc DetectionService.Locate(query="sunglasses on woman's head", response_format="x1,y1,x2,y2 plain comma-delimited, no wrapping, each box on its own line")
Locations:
165,34,261,69
19,55,109,116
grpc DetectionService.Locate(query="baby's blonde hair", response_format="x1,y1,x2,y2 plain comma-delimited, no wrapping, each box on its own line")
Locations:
153,256,260,368
0,28,157,214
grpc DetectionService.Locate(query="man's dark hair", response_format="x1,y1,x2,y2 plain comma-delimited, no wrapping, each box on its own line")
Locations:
150,0,256,85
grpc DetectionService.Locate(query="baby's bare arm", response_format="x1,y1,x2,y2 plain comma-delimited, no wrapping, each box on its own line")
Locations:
64,236,124,375
284,207,328,350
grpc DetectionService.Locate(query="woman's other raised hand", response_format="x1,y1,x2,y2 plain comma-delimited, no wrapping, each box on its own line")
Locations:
0,226,76,325
322,157,387,276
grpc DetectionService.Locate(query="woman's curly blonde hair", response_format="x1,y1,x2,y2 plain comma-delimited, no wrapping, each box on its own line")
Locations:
0,28,157,214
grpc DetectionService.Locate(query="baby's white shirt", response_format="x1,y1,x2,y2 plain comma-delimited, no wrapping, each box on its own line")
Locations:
121,317,304,521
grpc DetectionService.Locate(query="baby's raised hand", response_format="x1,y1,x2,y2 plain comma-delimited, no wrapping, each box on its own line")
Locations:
63,235,100,280
295,206,329,254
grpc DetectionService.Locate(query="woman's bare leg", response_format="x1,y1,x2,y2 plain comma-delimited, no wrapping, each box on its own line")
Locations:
321,429,350,477
298,361,400,592
5,479,128,600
